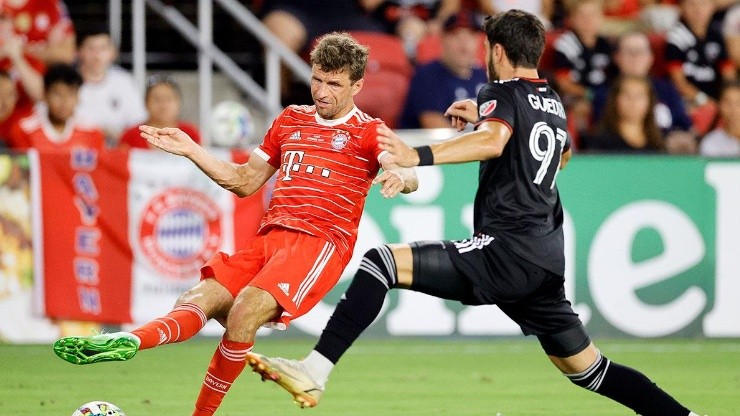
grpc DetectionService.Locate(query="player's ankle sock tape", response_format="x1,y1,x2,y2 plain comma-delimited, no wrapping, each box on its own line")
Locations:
315,246,396,363
567,353,691,416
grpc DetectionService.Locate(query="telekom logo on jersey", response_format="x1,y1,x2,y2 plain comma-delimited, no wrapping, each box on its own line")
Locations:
282,150,331,181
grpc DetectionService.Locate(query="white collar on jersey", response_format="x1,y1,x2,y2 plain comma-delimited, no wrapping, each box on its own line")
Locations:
314,106,358,126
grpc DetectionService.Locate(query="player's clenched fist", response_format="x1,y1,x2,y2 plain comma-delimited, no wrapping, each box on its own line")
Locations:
376,124,420,168
139,125,198,157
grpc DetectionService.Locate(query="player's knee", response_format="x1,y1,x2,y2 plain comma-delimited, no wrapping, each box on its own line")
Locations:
226,287,279,337
537,325,591,358
360,246,398,289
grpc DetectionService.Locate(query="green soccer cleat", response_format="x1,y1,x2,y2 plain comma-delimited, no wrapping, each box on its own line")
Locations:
247,352,324,408
53,332,140,365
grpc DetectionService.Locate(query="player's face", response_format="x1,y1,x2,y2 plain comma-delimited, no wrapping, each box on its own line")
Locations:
45,82,79,125
310,65,361,120
146,83,181,124
0,77,17,121
616,79,651,123
485,39,500,81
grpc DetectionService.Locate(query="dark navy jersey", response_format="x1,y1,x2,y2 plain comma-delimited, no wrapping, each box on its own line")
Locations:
666,20,731,99
473,78,570,275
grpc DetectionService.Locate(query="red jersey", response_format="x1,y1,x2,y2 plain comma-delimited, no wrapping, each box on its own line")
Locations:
255,105,385,261
2,0,74,44
119,121,201,149
10,107,104,151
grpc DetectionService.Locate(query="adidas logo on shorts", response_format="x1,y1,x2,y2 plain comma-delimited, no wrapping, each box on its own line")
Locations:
278,282,290,296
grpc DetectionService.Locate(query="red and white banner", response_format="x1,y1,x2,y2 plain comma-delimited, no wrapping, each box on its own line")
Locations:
35,148,264,325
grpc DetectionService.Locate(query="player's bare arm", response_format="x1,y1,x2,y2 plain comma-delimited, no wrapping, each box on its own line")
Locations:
140,125,277,197
377,121,511,167
374,152,418,198
560,148,572,170
444,99,478,131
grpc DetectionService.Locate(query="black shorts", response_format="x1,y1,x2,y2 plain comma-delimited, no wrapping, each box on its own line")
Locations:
409,236,582,336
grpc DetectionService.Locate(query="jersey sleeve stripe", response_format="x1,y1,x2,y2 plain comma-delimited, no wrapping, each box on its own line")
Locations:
253,147,271,161
476,117,513,133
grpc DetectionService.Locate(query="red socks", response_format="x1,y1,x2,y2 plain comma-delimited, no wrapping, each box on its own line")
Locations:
192,337,253,416
131,303,208,350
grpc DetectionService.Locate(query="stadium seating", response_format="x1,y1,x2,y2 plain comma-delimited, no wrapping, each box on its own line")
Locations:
347,31,413,128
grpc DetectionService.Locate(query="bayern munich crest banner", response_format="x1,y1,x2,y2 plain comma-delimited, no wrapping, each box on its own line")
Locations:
35,148,265,324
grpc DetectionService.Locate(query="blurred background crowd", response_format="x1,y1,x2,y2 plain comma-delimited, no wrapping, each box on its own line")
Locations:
0,0,738,156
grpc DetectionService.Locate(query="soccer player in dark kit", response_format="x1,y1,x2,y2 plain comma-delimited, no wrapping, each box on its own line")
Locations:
247,10,704,416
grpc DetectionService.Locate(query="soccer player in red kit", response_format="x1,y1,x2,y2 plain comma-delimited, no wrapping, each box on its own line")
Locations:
53,32,418,416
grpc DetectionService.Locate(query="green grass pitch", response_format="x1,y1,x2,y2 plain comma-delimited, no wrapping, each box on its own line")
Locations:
1,338,738,415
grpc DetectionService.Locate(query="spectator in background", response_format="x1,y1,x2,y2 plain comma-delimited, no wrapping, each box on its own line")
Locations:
0,13,44,147
119,74,201,149
9,64,104,151
553,0,612,142
581,75,666,153
0,71,18,147
261,0,386,102
369,0,460,58
665,0,736,107
553,0,612,100
699,81,740,157
470,0,554,28
75,27,147,147
723,3,740,70
399,11,487,129
593,32,693,136
0,0,75,64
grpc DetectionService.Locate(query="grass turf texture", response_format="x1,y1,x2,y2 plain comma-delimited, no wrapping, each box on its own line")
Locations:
1,338,738,415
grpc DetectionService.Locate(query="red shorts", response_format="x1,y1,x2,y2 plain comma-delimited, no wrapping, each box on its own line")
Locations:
200,228,346,329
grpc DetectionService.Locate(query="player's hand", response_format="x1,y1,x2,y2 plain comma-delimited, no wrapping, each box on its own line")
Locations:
445,99,478,132
139,125,199,157
376,124,419,167
373,169,405,198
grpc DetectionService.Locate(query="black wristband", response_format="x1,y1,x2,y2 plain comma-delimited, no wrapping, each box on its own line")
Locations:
415,145,434,166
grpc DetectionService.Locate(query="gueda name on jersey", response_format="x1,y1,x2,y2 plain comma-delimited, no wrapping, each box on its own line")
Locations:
527,94,566,119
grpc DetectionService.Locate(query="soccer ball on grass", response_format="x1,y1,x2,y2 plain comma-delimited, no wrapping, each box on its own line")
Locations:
71,401,126,416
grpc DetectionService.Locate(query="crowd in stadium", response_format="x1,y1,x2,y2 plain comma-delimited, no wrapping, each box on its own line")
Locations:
0,0,738,156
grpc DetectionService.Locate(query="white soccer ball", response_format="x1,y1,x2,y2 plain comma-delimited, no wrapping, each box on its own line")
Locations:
71,401,126,416
210,100,254,148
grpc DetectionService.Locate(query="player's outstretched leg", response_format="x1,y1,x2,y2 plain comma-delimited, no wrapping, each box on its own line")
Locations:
247,352,324,408
53,332,141,365
247,246,398,407
53,280,229,365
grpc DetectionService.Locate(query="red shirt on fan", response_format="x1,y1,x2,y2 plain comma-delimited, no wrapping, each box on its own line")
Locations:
254,104,385,261
2,0,74,45
9,105,104,151
119,121,201,149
